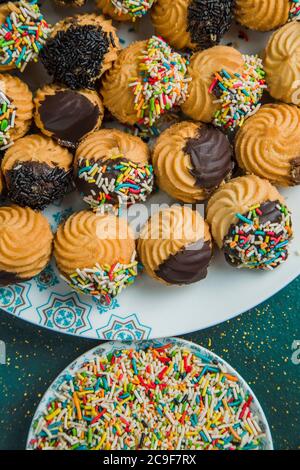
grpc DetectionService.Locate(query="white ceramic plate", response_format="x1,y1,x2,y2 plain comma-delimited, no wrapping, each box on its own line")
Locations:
26,337,273,450
1,2,299,340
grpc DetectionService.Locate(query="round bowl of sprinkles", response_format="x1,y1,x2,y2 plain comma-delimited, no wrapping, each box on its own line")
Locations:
26,338,273,451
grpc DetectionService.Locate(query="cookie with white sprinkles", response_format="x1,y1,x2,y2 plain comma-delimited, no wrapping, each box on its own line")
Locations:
54,210,139,305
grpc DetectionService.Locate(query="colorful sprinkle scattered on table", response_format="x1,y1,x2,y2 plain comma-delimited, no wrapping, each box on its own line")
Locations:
0,88,16,150
29,344,266,450
130,35,190,127
61,254,139,305
77,156,154,210
0,0,52,71
223,201,293,270
111,0,155,20
210,54,266,131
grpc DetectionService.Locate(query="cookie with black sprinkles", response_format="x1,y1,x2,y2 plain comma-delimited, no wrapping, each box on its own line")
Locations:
151,0,234,51
1,134,74,210
187,0,234,49
40,14,120,90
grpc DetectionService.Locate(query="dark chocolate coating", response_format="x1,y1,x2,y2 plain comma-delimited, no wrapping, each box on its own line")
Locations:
40,24,112,90
155,239,212,285
184,124,233,191
187,0,234,49
0,270,27,286
39,91,100,148
6,161,74,210
291,157,300,185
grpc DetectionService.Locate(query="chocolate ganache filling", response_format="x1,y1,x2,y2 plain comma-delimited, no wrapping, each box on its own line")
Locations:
155,239,212,285
39,91,100,148
6,161,73,210
184,124,233,191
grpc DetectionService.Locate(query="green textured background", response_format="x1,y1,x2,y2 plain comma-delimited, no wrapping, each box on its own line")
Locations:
0,277,299,450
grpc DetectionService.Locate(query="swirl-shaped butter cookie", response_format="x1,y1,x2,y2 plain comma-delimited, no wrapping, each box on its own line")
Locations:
181,47,266,131
235,104,300,187
206,175,293,270
1,134,73,209
153,121,233,202
0,74,33,150
75,129,154,210
151,0,234,51
34,84,104,148
55,1,87,6
181,46,244,122
101,36,189,126
138,205,212,285
235,0,289,32
54,210,138,304
264,22,300,105
40,14,120,90
0,205,53,285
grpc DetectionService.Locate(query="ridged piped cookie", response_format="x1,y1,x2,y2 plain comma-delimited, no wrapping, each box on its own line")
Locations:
0,205,53,285
235,0,289,32
153,121,233,202
34,84,104,148
54,210,138,304
2,134,74,209
0,74,33,150
206,175,293,270
75,129,154,209
264,21,300,105
138,205,212,285
235,104,300,187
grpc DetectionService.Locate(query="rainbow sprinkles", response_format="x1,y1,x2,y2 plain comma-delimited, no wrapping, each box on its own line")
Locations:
0,87,16,150
62,253,139,305
0,0,52,71
209,54,266,131
111,0,155,19
29,343,266,450
130,35,190,126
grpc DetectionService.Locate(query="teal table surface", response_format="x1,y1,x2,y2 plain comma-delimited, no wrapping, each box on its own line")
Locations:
0,277,299,450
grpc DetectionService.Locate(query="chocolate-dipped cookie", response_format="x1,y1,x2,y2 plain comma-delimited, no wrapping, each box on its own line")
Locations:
34,84,104,149
75,129,153,210
153,121,233,202
2,134,73,210
96,0,155,22
54,210,138,304
0,1,51,72
206,175,293,270
235,104,300,187
151,0,234,51
40,14,120,90
181,46,266,131
0,205,53,285
138,205,212,285
0,73,33,150
0,167,4,196
101,36,189,126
